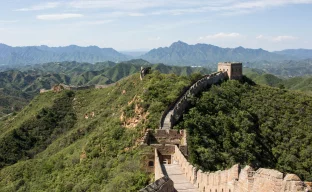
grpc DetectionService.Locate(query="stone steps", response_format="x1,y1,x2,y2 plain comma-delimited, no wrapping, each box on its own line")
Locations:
162,110,173,129
162,164,199,192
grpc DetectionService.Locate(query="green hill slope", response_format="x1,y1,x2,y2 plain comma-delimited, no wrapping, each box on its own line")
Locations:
178,80,312,181
0,72,192,191
244,68,312,94
0,60,210,117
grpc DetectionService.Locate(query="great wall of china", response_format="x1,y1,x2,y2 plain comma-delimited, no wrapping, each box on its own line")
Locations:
40,64,311,191
140,63,311,192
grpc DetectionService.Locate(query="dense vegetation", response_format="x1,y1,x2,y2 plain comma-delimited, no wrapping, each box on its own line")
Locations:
179,80,312,181
0,71,193,191
244,68,312,94
0,60,209,117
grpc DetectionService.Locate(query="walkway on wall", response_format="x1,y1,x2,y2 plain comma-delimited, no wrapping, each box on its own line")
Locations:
162,163,199,192
162,110,173,130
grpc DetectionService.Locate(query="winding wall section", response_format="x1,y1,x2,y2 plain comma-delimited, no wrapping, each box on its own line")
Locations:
160,72,227,129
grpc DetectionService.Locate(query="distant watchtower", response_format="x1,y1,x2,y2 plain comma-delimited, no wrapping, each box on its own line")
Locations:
218,62,242,80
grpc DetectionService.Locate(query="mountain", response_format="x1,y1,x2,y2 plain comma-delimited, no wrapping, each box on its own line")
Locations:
274,49,312,59
0,60,210,117
0,43,131,65
140,41,292,67
244,68,312,94
0,72,312,191
0,71,194,191
245,59,312,77
180,80,312,180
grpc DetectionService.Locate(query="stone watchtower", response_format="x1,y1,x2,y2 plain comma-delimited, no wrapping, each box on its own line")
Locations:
218,62,243,80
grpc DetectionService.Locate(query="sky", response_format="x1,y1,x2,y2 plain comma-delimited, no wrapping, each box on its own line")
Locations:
0,0,312,51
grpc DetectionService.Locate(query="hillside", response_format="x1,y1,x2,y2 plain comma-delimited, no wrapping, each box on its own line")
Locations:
0,71,193,191
244,68,312,93
177,80,312,181
0,60,210,117
140,41,291,67
0,43,130,65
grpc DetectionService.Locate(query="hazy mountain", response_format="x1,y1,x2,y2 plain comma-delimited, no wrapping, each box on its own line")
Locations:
274,49,312,59
140,41,293,67
245,59,312,77
0,43,131,65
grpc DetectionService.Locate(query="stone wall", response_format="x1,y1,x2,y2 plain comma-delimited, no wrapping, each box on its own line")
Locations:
39,83,115,94
139,148,175,192
139,176,174,192
172,145,308,192
152,129,184,145
160,72,227,129
155,148,165,180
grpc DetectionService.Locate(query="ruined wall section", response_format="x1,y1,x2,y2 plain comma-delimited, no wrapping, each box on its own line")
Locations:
40,83,114,93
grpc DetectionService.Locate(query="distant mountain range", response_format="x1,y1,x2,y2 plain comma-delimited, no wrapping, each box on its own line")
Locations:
1,41,312,67
0,43,130,65
141,41,293,66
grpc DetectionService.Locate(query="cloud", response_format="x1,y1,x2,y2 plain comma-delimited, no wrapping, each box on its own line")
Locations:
68,0,164,10
199,32,241,40
143,0,312,16
78,20,113,25
37,14,84,20
15,2,60,11
256,34,298,42
273,35,298,42
128,13,145,17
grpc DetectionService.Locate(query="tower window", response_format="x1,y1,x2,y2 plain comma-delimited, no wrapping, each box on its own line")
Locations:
148,161,154,167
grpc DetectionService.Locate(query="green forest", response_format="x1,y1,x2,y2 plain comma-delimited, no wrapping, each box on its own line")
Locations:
178,79,312,181
0,60,209,117
0,71,193,191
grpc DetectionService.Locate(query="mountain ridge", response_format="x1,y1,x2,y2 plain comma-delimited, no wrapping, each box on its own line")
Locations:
140,41,295,67
0,43,131,65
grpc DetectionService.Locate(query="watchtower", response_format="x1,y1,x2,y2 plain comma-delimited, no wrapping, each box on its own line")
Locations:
218,62,242,80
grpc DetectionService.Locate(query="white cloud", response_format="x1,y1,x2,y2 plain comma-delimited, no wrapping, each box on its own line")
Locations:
256,34,298,42
37,14,84,20
78,20,113,25
68,0,164,10
199,32,241,40
15,2,60,11
273,35,298,42
128,13,145,17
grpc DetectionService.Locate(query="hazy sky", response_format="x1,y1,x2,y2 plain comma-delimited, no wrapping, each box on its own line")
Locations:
0,0,312,51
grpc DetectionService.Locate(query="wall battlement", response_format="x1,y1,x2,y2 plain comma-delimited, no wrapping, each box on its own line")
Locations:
160,71,227,129
173,145,309,192
139,67,310,192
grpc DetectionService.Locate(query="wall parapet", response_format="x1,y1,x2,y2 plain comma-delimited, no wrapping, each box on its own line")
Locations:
172,145,309,192
139,176,174,192
140,148,175,192
160,71,227,129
